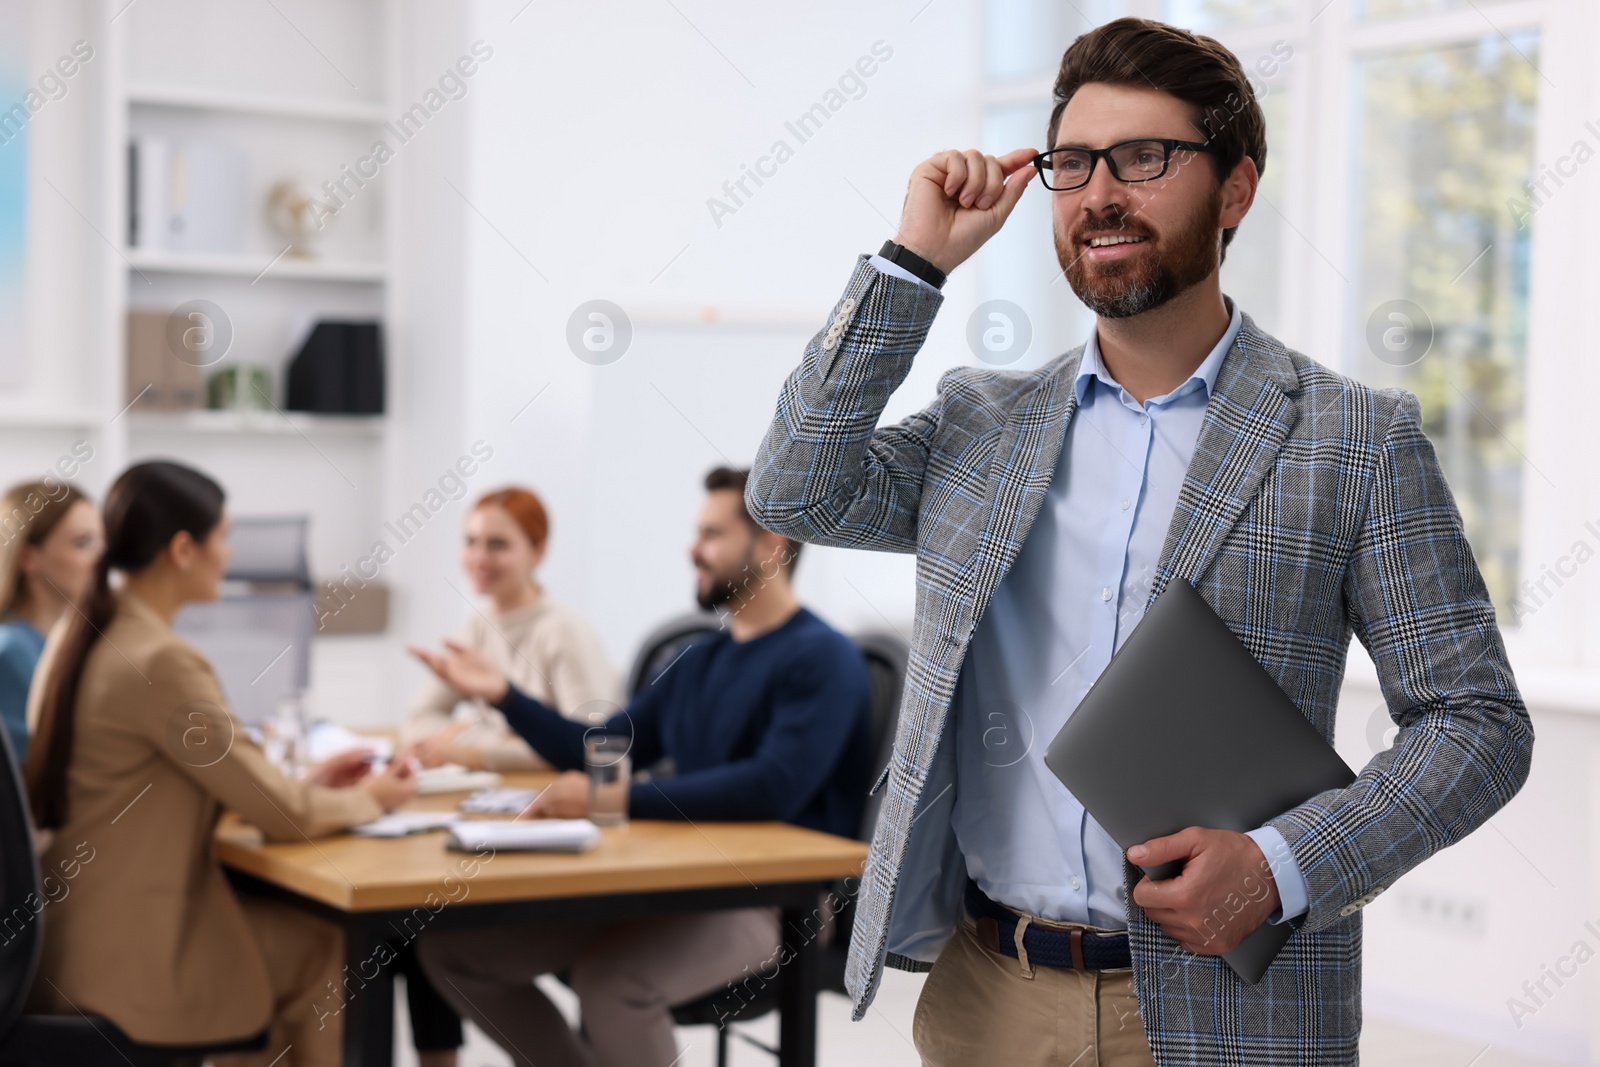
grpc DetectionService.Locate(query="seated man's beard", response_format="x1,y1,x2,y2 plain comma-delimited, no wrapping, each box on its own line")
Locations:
696,563,753,612
1056,189,1223,319
696,575,737,612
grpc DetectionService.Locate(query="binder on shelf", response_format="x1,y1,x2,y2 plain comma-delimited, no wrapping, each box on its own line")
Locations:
128,136,245,254
286,321,385,415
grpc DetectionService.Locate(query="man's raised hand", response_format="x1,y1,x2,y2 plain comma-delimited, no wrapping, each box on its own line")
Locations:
893,147,1037,277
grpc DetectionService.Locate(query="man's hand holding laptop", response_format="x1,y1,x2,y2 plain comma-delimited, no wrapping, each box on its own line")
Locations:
1128,827,1280,954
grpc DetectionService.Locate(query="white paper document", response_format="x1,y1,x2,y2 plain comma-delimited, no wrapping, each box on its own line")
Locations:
446,819,601,853
350,811,461,838
459,787,542,815
414,765,503,795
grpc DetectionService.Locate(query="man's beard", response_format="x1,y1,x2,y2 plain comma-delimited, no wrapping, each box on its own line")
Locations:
694,547,756,612
1056,188,1223,319
696,573,737,612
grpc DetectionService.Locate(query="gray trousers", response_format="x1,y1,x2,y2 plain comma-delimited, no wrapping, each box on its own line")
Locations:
417,907,780,1067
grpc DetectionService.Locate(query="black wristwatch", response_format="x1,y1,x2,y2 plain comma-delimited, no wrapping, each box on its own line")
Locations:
879,240,947,290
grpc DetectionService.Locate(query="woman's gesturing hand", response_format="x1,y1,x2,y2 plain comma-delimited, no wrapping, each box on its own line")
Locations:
407,640,511,705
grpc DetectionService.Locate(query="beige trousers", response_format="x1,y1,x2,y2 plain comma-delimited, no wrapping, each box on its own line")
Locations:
912,913,1157,1067
418,907,781,1067
211,895,346,1067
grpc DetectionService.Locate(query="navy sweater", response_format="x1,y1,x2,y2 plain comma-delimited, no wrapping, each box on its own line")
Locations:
496,607,872,840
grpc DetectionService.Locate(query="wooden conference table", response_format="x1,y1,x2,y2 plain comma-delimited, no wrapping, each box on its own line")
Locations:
216,773,869,1067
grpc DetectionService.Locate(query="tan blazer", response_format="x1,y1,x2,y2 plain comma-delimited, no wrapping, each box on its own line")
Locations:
23,589,382,1045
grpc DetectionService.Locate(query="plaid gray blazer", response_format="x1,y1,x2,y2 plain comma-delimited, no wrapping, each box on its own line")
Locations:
746,256,1532,1065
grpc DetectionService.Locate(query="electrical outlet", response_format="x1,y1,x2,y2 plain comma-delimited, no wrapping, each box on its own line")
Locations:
1396,888,1487,937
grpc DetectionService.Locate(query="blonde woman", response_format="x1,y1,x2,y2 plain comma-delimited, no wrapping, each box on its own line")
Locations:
0,481,103,763
403,487,622,771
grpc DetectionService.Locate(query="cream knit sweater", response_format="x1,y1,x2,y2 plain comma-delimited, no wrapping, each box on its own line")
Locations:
401,591,623,771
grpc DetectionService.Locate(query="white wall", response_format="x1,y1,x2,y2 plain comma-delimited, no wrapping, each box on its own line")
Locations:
0,0,106,486
448,0,986,669
323,0,478,723
1336,644,1600,1063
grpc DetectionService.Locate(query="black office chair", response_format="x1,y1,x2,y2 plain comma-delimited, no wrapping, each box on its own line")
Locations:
0,729,269,1066
622,612,725,778
668,628,910,1066
625,611,724,695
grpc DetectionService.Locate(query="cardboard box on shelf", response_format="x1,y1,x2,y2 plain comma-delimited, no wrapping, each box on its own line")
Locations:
126,310,204,411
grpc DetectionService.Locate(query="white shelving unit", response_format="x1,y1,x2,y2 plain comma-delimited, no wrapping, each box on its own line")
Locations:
123,82,391,125
124,409,386,437
0,0,403,584
126,249,389,283
85,0,400,590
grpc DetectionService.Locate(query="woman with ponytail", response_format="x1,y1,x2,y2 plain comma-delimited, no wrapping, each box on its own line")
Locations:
22,461,416,1067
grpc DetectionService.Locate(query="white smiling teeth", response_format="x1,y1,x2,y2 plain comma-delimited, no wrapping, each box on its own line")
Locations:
1087,235,1148,247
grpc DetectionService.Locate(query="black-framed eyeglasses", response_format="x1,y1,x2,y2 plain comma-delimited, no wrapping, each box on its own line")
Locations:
1032,138,1217,191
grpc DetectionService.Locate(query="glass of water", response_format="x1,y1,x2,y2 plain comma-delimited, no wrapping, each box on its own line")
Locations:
584,733,631,826
264,695,309,778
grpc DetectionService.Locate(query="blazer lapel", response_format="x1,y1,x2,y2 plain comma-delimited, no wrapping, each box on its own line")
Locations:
955,347,1082,622
1149,313,1301,605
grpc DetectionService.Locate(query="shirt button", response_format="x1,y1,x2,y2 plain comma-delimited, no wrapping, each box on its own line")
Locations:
1071,877,1081,890
1120,498,1130,510
1139,413,1148,425
1101,587,1112,602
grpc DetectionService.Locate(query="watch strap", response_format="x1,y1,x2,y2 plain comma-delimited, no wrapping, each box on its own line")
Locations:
878,240,947,290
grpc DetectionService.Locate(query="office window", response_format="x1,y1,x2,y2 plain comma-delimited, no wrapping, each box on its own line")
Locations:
978,3,1129,365
1357,0,1472,20
985,0,1122,81
1349,32,1539,613
1165,0,1297,31
1216,77,1292,337
978,101,1084,367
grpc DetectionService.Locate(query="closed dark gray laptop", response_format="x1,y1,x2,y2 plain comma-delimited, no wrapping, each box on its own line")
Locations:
1043,578,1356,983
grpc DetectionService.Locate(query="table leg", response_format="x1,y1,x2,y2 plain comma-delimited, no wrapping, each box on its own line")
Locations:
776,903,819,1067
341,918,395,1067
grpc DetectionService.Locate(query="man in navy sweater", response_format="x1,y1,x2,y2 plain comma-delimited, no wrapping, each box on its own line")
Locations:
413,467,872,1067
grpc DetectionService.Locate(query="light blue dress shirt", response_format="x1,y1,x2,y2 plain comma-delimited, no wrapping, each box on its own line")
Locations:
869,254,1307,931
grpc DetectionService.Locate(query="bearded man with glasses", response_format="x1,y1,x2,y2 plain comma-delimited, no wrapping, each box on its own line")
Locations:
748,15,1529,1067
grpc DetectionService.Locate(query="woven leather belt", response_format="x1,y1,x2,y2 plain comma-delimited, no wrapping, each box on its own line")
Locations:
964,879,1132,971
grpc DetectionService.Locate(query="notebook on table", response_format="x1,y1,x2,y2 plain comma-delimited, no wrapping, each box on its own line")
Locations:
1043,578,1357,983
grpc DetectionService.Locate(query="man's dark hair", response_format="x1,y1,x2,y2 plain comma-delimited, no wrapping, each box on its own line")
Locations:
705,466,802,576
1047,17,1267,257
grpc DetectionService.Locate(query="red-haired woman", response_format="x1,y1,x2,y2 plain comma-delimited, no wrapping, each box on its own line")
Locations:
394,486,622,1067
401,486,622,772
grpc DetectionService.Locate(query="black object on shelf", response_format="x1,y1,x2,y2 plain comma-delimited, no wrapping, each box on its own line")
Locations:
286,321,385,414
